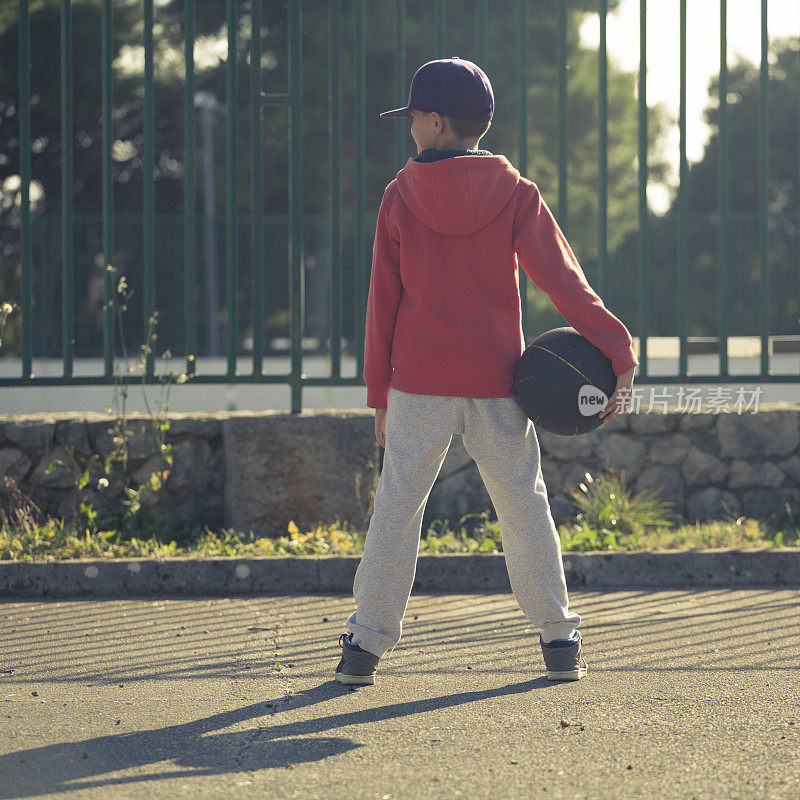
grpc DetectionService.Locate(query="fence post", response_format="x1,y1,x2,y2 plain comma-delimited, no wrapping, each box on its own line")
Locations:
290,0,305,413
758,0,770,377
637,0,649,379
102,0,115,379
225,0,238,380
19,0,32,380
144,0,156,376
718,0,729,377
251,0,264,378
60,0,74,379
184,0,197,377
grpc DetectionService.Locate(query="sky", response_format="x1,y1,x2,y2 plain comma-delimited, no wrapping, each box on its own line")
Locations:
579,0,800,213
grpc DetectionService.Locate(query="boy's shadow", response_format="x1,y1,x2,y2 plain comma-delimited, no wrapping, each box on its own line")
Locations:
1,676,551,798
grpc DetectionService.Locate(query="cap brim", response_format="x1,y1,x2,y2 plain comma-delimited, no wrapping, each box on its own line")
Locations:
380,107,412,118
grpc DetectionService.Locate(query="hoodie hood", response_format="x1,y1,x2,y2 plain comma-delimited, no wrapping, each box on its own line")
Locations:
395,154,521,235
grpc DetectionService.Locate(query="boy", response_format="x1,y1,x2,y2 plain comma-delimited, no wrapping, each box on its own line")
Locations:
335,57,637,686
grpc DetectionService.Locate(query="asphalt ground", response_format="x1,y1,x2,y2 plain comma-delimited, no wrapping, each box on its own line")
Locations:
1,589,799,800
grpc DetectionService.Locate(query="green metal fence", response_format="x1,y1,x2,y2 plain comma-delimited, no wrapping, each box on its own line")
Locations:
7,0,800,412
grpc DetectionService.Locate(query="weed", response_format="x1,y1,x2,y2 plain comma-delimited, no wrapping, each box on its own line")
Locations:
560,465,677,541
1,273,194,546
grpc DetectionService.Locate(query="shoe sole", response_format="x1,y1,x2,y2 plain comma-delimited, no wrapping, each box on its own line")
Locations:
546,667,588,681
335,672,375,686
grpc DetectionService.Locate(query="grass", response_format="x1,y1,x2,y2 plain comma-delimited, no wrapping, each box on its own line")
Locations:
2,467,798,561
1,515,797,562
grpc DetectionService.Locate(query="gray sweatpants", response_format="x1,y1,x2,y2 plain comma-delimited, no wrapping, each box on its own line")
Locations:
346,386,581,658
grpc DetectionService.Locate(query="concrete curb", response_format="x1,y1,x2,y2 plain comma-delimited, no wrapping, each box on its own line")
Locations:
1,550,799,597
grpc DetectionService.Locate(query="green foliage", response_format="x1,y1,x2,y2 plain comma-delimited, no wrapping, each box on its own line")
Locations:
2,505,797,561
610,38,800,337
2,453,798,559
560,465,677,543
0,273,198,550
0,516,370,560
0,1,673,353
559,522,619,553
51,276,190,541
556,466,800,551
421,511,503,554
557,465,676,551
623,516,798,551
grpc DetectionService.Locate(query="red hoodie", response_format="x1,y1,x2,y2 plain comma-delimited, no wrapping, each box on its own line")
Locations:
363,154,639,409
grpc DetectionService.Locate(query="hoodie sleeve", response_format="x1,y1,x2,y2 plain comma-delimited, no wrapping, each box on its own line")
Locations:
363,187,403,409
512,182,639,377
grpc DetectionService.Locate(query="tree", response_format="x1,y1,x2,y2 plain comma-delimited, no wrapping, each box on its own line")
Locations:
610,38,799,338
0,0,669,357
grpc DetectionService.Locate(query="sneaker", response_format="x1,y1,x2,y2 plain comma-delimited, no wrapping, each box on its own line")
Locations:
334,632,380,686
540,632,588,681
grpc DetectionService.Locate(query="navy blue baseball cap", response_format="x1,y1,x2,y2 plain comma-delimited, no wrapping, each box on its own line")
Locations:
380,57,494,122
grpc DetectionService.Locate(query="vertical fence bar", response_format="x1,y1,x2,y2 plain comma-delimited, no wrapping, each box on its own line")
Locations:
184,0,197,376
61,0,74,379
19,0,32,379
678,0,688,377
354,0,366,387
517,0,528,335
251,0,263,377
557,0,568,233
393,0,406,174
516,0,527,174
102,0,114,378
143,0,155,376
718,0,729,377
330,0,343,378
475,0,486,67
290,0,304,412
225,0,238,378
434,0,446,58
40,219,50,357
758,0,770,376
637,0,648,379
598,0,608,301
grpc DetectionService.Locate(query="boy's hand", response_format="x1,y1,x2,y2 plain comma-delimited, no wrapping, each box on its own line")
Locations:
375,407,387,447
600,366,635,422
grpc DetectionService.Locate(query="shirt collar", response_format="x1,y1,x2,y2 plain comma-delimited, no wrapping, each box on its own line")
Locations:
413,147,494,163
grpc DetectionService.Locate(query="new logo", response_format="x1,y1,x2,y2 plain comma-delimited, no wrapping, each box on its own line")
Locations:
577,384,608,416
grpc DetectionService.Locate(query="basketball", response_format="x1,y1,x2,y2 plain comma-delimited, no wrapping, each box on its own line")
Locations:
512,327,618,436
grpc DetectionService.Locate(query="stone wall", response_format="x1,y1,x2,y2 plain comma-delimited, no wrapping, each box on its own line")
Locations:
0,412,226,533
428,403,800,528
0,403,798,537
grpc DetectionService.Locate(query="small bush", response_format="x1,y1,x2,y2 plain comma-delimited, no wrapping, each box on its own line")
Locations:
560,466,677,544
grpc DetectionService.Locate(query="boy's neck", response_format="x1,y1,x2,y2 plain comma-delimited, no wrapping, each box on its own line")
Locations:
431,139,482,151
